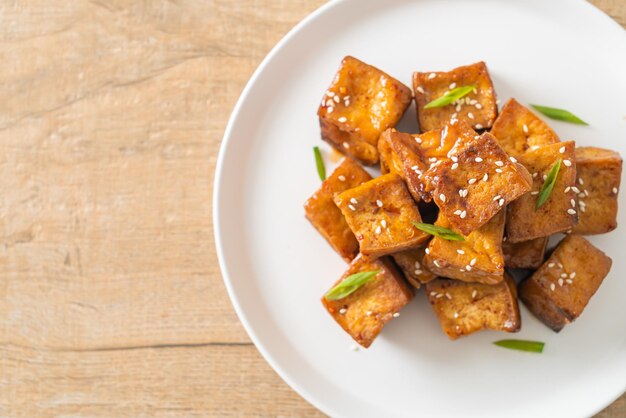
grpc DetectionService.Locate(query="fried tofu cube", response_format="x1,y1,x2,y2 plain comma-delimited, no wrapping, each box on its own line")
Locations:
425,132,531,235
572,147,622,235
391,245,437,289
378,129,430,202
413,62,497,132
502,236,548,269
425,274,521,340
490,98,560,159
519,235,612,332
335,174,430,257
321,255,414,348
423,210,505,284
506,141,578,242
304,158,372,262
318,56,413,165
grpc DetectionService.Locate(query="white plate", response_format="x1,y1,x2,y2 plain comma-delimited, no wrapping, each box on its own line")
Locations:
214,1,626,417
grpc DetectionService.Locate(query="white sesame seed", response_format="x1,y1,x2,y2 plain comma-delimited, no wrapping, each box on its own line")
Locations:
350,198,358,204
543,174,548,181
436,293,444,299
425,248,430,254
550,283,556,291
475,124,483,129
496,99,501,104
344,100,350,106
566,279,573,284
567,208,577,215
495,161,504,167
499,198,505,206
449,82,457,89
468,178,477,185
472,290,477,299
561,273,567,278
531,191,539,195
445,293,452,300
548,262,555,268
348,204,356,211
451,163,459,170
428,73,437,79
429,157,438,163
509,156,518,163
470,258,477,266
376,199,383,207
430,291,437,296
523,124,529,134
393,312,400,318
578,193,585,198
475,103,482,109
414,269,423,275
414,261,421,269
577,178,584,186
558,263,563,268
460,210,467,219
455,104,461,112
451,156,458,163
417,86,425,94
433,260,441,267
366,310,372,316
495,168,503,173
570,272,576,278
454,209,462,215
564,187,571,193
327,106,334,113
326,91,335,97
465,265,472,271
468,112,475,120
584,189,589,197
579,200,586,207
570,199,576,207
375,226,382,234
338,175,346,181
475,157,483,162
613,187,618,194
572,186,581,194
453,312,459,318
338,116,347,123
457,249,465,255
580,206,586,213
342,142,349,149
483,173,489,182
558,146,566,154
440,193,447,202
334,95,340,103
381,220,387,228
493,195,501,201
558,278,564,286
339,308,347,314
563,159,572,167
450,118,458,125
533,172,539,178
460,189,468,197
474,135,480,139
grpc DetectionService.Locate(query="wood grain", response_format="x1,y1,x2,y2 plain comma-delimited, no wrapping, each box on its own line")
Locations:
0,0,623,417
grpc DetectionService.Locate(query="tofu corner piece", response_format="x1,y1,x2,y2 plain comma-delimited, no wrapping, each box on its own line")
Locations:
490,98,560,159
321,255,414,348
518,234,612,332
391,245,437,289
304,158,372,262
413,61,497,132
573,147,622,235
425,132,531,235
506,141,578,242
502,236,548,269
423,210,505,285
318,56,413,165
335,174,430,258
425,274,520,340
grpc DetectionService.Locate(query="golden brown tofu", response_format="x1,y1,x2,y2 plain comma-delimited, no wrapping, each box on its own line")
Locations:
321,255,414,348
490,98,560,159
304,158,372,262
573,147,622,235
502,236,548,269
423,210,505,284
413,62,497,132
391,245,437,288
506,141,578,242
425,274,520,340
384,129,431,202
318,56,413,165
425,132,531,235
335,174,430,258
518,235,612,332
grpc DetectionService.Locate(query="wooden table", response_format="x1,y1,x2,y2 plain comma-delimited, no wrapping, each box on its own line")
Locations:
0,1,623,416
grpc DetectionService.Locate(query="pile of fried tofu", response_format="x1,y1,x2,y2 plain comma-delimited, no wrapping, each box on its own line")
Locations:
306,56,620,348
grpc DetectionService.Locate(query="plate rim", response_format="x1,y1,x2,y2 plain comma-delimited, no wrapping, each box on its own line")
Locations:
213,1,626,417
